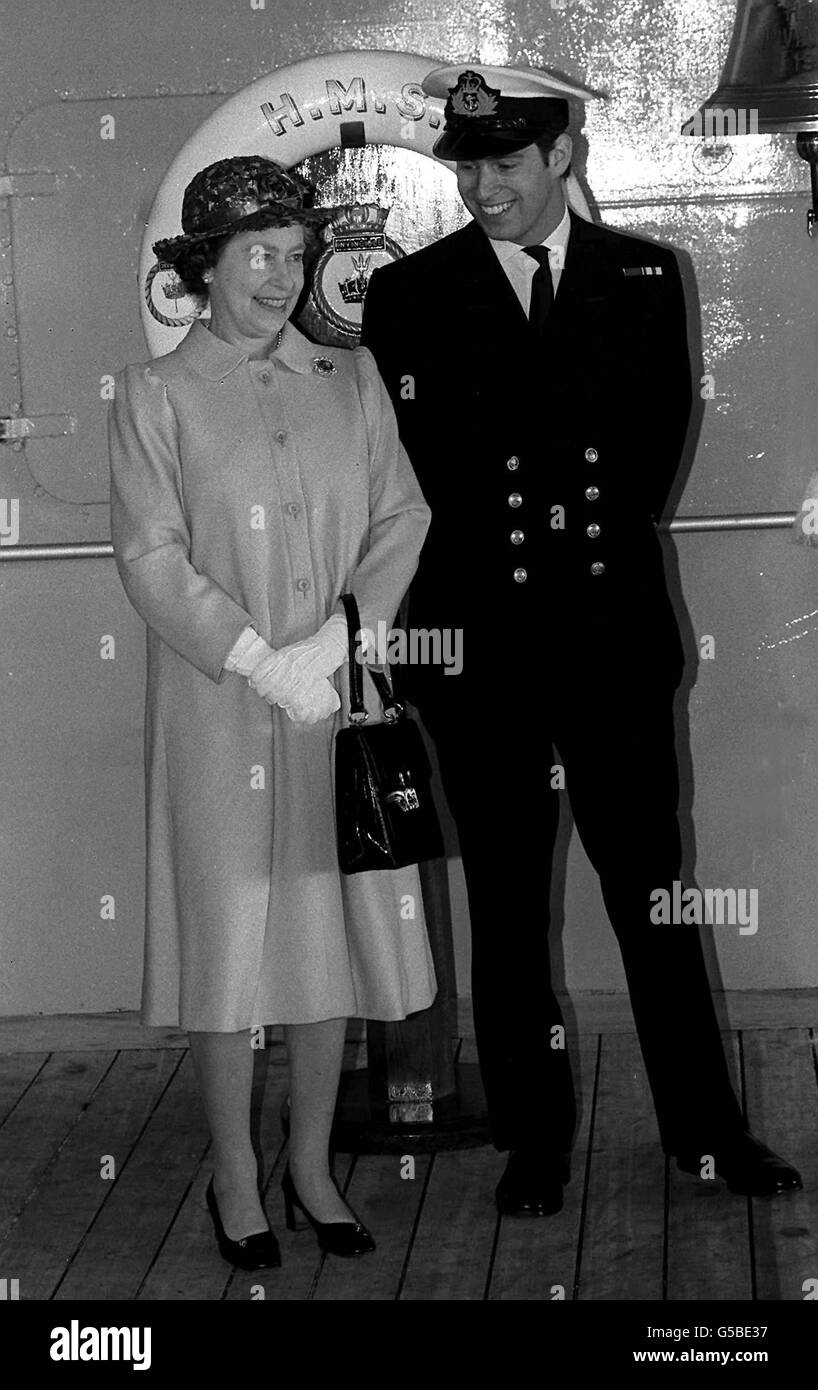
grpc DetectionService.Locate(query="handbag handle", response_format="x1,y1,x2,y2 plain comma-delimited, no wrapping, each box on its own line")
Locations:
339,593,403,725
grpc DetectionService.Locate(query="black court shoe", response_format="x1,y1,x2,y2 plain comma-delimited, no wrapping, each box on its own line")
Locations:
205,1177,281,1270
674,1131,803,1197
281,1164,375,1257
495,1149,569,1217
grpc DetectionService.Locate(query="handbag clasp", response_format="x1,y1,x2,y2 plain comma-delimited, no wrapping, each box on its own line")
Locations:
385,773,420,813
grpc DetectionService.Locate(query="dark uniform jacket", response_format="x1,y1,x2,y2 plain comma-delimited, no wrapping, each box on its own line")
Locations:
360,207,692,701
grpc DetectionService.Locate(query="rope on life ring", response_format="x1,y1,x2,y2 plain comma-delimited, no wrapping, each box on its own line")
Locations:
144,261,203,328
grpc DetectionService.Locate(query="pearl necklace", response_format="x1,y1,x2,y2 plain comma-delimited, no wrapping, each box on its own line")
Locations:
204,321,283,356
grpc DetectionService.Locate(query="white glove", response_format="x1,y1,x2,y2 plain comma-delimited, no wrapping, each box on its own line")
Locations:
249,615,348,706
281,677,341,724
234,636,340,723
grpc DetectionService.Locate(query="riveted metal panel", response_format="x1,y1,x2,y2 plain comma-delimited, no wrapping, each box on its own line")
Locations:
6,96,221,520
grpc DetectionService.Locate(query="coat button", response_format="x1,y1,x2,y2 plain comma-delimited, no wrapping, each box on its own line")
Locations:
585,447,599,462
508,492,523,508
276,430,287,445
506,456,520,471
287,503,300,517
296,577,311,592
259,371,271,384
513,567,527,583
585,486,600,501
586,523,601,538
510,529,524,545
590,561,605,576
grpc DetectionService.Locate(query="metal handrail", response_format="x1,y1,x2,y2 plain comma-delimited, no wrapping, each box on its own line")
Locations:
0,513,801,560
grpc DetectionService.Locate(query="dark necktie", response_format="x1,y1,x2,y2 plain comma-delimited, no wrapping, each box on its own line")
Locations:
523,245,554,333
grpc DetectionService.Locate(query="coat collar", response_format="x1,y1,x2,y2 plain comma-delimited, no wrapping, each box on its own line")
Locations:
174,317,325,381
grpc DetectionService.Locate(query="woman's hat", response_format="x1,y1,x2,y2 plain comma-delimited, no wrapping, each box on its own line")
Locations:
423,64,601,161
152,155,333,265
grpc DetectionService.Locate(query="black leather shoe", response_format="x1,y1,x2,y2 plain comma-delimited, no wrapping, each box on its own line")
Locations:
675,1131,803,1196
495,1150,568,1216
205,1177,281,1270
281,1164,376,1257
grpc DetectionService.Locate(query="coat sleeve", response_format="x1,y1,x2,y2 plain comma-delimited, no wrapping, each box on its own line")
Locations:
108,363,257,684
343,345,431,637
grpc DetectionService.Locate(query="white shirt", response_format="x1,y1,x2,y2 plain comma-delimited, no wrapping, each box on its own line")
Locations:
487,203,571,316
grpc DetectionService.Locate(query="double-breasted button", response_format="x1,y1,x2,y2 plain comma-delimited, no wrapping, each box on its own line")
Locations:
585,447,599,462
586,523,601,538
296,577,311,592
508,492,522,508
510,529,524,545
506,456,520,471
275,430,287,445
513,567,527,583
590,561,605,576
585,486,600,501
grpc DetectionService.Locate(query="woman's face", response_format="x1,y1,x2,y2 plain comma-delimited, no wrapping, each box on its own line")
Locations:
206,223,306,354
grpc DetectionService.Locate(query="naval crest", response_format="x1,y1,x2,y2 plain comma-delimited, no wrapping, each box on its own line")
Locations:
448,70,501,118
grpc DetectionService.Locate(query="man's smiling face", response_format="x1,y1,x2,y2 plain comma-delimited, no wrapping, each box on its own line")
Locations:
455,136,572,245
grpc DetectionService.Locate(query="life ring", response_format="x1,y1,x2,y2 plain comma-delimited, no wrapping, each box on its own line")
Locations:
140,49,592,357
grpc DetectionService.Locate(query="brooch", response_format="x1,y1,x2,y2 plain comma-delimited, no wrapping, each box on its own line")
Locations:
312,356,336,376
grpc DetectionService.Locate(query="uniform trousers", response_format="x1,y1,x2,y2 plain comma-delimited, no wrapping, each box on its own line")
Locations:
416,661,745,1160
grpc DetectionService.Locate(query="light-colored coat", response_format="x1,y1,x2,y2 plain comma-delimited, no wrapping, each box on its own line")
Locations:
108,318,437,1031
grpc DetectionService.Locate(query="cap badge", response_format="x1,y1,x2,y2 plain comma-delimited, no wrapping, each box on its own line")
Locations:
312,355,337,376
449,70,500,119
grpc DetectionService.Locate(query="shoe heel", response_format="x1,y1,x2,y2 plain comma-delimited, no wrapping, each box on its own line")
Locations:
281,1167,310,1232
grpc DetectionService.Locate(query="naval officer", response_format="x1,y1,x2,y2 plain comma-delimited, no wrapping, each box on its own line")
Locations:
360,62,801,1214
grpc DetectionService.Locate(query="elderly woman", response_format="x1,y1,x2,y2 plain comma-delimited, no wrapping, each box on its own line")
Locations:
108,156,436,1268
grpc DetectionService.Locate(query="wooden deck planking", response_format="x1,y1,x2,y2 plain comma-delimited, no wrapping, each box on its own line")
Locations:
397,1037,496,1301
666,1036,753,1301
0,1051,116,1246
0,1052,49,1126
743,1028,818,1302
53,1051,210,1300
488,1035,598,1301
0,1024,812,1301
577,1032,666,1300
0,1050,181,1300
397,1148,500,1300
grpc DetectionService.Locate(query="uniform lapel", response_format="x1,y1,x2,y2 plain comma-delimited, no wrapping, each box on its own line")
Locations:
449,222,535,384
452,221,525,313
546,209,616,338
451,213,614,346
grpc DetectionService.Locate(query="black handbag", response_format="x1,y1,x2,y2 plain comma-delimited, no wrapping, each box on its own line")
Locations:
335,592,445,874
